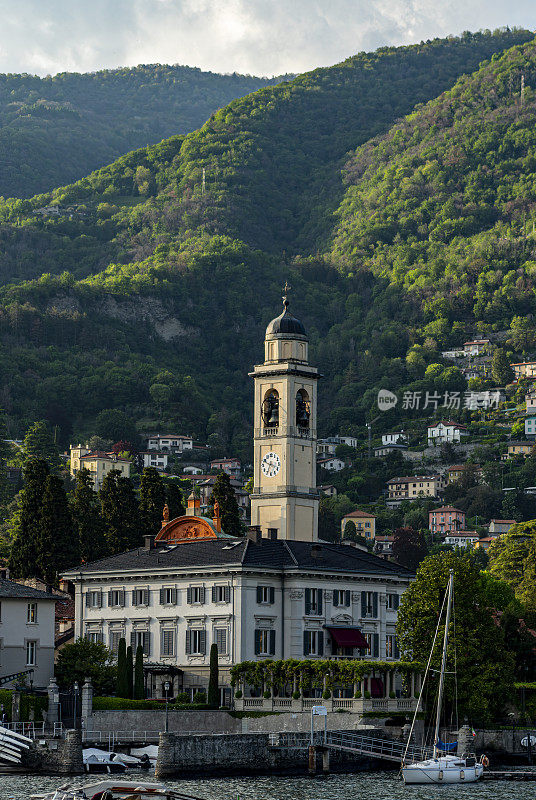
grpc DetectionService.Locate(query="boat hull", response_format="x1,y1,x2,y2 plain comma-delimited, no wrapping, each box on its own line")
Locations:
402,763,483,784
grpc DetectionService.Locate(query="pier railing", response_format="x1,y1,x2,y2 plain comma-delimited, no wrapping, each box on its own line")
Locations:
272,730,433,764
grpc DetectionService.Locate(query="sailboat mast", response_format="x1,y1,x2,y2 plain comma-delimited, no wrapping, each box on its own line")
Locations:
433,569,454,758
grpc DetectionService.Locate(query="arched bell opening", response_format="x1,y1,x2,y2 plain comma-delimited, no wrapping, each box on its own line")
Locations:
262,389,279,428
296,389,310,429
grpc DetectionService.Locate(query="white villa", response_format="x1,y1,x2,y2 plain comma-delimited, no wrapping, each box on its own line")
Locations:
64,296,415,710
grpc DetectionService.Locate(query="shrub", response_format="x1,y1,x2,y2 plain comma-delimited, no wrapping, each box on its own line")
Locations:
292,690,301,700
263,690,271,699
322,689,331,699
354,691,362,699
364,690,371,699
193,691,206,704
175,692,189,703
389,691,396,699
234,690,243,699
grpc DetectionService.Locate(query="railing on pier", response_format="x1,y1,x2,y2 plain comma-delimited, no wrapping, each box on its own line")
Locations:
272,730,434,764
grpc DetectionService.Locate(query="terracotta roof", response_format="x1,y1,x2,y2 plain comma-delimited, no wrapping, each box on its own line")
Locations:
490,519,516,524
387,475,439,484
343,509,377,519
428,421,467,429
430,506,464,514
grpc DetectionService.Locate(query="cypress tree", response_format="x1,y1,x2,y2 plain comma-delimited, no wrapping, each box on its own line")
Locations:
8,459,50,578
210,472,241,536
208,642,219,707
126,645,134,699
116,638,128,698
23,420,60,472
71,468,107,563
38,474,78,585
134,645,145,700
165,481,185,520
139,467,166,533
100,470,142,554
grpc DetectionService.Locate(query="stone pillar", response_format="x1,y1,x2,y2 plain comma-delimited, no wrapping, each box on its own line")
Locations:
384,672,390,697
322,747,330,774
81,678,93,732
360,678,365,697
61,729,84,774
47,678,60,729
308,745,316,775
410,673,415,698
11,690,21,723
457,724,473,757
156,732,176,779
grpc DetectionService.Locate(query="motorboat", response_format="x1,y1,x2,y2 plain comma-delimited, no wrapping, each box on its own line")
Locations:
31,779,184,799
401,569,486,785
83,748,126,774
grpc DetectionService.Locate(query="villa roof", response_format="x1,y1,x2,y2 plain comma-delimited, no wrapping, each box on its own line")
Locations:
63,539,413,579
430,506,464,514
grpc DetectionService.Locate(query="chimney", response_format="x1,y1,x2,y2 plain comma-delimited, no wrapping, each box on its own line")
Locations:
247,525,261,544
267,528,278,541
311,544,322,558
144,535,155,551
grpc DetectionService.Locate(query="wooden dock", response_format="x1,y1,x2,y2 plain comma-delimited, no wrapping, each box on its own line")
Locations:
483,770,536,781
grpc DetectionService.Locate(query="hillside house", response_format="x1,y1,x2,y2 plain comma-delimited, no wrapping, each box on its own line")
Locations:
374,535,394,558
502,441,535,459
429,506,466,535
444,531,479,549
374,442,408,457
317,456,346,472
446,464,482,483
147,434,193,453
319,484,337,497
511,362,536,380
381,432,408,446
341,510,376,540
210,458,241,477
198,476,250,520
317,435,357,456
427,421,468,446
527,393,536,413
488,519,516,536
386,475,442,507
463,339,490,356
70,445,131,490
142,451,170,471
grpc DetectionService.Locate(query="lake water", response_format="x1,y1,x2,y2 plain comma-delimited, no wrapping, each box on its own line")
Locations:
1,771,535,800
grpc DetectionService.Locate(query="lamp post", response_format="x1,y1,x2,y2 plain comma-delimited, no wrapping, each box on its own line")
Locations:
164,681,170,733
73,682,79,730
508,711,516,755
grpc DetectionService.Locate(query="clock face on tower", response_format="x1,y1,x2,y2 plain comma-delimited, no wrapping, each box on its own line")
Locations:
261,452,281,478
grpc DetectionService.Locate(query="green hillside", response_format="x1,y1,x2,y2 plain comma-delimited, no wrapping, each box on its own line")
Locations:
0,65,287,199
0,29,533,451
331,36,536,336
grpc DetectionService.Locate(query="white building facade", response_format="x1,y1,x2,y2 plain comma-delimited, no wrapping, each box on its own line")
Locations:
0,580,56,688
64,536,412,701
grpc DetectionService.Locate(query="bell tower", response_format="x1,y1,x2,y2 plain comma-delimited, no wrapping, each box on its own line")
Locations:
249,284,320,541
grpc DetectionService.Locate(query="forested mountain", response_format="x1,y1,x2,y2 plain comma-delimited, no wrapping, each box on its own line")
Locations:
0,29,533,453
0,65,287,198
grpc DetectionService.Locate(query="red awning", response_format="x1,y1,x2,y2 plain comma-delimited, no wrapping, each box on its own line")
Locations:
326,627,369,649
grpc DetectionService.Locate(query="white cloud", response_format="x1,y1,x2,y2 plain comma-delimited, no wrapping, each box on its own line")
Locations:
0,0,533,77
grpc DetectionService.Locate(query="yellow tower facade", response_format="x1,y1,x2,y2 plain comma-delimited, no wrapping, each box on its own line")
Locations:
249,292,320,541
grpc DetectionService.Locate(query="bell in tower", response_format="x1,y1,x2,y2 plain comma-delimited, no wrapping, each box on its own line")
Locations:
249,283,320,542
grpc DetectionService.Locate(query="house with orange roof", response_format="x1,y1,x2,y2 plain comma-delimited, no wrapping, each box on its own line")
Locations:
341,509,376,540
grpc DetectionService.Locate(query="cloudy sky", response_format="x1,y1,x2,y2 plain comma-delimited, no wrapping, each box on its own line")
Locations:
1,0,535,77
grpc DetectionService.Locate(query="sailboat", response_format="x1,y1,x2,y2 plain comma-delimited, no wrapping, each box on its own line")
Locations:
401,569,485,784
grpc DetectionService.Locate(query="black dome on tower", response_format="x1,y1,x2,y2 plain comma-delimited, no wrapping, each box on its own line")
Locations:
266,299,306,338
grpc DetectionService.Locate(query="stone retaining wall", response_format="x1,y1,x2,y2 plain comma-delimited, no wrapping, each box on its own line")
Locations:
155,732,374,778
